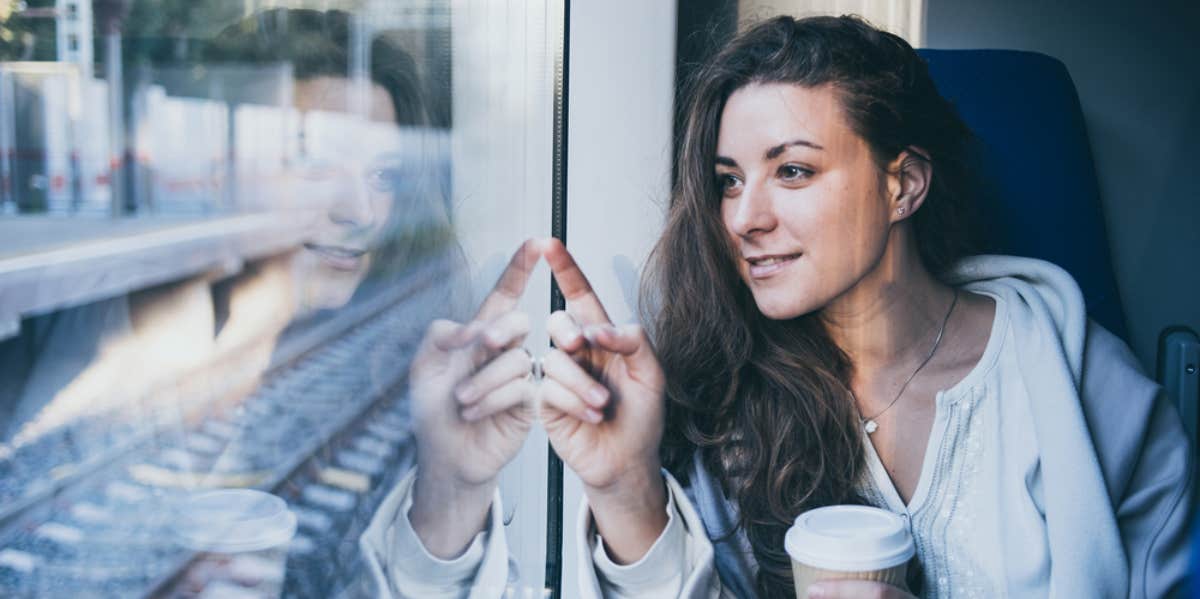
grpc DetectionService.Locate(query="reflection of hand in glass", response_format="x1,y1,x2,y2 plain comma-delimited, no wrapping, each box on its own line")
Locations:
407,239,542,559
539,239,669,565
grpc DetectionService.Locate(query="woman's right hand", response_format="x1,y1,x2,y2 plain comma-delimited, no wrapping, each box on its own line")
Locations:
540,239,669,564
407,239,542,558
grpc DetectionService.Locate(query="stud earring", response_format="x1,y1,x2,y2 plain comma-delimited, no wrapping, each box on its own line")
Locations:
897,207,907,216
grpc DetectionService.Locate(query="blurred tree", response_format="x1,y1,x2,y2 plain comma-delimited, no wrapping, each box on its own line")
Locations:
0,1,246,64
121,0,243,64
0,1,58,61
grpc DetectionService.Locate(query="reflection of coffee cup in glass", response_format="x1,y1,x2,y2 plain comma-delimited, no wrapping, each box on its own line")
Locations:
172,489,298,599
785,505,914,598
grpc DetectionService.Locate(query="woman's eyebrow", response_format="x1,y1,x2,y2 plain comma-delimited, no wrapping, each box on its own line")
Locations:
715,156,738,168
764,139,824,160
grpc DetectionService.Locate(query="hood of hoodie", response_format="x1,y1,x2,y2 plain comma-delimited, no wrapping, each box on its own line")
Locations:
946,254,1089,384
948,254,1130,595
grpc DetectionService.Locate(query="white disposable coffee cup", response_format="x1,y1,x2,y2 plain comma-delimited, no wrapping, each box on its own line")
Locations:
172,489,298,598
785,505,914,598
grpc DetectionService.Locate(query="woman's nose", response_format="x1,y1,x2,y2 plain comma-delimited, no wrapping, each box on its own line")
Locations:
727,181,776,238
327,173,377,230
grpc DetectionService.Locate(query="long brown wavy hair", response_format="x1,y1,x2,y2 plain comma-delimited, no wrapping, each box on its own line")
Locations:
645,15,978,597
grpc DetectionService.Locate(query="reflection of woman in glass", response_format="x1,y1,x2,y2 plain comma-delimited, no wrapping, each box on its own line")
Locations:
205,7,455,323
0,9,454,457
387,15,1192,599
126,7,458,372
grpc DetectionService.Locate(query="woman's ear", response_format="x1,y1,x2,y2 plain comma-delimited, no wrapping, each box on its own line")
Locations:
888,147,932,223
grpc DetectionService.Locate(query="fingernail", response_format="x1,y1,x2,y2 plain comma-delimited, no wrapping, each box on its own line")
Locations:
588,386,609,407
456,385,476,402
584,408,603,423
806,584,827,598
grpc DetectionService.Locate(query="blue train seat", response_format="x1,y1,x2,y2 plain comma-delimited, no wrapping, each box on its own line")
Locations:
919,48,1199,448
917,49,1129,341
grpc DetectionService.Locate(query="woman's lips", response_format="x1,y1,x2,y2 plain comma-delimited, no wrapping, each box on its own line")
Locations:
304,243,367,272
745,253,801,279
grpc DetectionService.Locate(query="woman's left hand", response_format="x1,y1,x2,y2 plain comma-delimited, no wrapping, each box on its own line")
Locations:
805,580,917,599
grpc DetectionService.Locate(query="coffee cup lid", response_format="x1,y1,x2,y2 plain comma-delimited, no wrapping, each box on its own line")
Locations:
171,489,297,553
785,505,914,571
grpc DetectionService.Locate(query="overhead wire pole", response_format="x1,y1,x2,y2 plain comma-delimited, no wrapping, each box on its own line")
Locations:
546,0,568,596
55,0,93,79
94,0,130,215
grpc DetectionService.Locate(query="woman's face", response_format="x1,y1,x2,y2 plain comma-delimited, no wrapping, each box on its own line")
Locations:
290,77,400,310
716,82,895,320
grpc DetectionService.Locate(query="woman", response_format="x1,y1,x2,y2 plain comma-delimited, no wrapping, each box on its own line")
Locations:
376,15,1191,599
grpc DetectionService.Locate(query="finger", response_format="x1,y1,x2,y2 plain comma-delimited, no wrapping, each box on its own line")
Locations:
546,310,585,353
542,237,611,325
480,311,531,352
475,238,544,322
461,378,534,422
427,319,467,352
538,377,604,424
584,323,645,356
455,347,533,406
806,580,912,599
433,319,488,352
542,349,609,409
444,311,530,358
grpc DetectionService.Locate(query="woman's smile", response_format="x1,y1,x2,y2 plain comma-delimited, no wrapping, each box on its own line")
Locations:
303,242,368,272
745,252,801,279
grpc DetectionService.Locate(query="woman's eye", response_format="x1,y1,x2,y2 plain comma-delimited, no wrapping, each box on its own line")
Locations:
366,167,402,192
777,164,813,181
717,173,741,195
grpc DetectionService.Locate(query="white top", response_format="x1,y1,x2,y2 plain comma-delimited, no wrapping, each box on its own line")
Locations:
357,469,513,598
855,286,1038,597
581,285,1025,598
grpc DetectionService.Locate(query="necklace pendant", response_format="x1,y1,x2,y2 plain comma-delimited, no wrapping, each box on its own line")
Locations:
863,419,879,434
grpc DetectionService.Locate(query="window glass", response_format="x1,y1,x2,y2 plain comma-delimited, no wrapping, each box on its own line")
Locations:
0,1,556,596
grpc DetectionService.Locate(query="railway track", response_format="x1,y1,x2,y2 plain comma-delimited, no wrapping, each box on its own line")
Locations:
0,259,453,598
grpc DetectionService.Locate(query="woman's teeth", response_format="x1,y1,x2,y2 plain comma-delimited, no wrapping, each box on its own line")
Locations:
747,253,799,278
305,243,367,271
751,255,795,265
748,253,800,265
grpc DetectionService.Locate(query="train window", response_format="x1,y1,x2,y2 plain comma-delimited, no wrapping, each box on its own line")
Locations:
1,1,558,597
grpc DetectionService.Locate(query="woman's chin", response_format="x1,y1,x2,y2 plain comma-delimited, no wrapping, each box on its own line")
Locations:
754,299,804,320
302,273,364,312
751,289,817,321
292,250,370,311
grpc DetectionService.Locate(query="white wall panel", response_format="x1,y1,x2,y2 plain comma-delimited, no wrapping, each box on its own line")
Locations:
739,0,925,44
561,1,677,596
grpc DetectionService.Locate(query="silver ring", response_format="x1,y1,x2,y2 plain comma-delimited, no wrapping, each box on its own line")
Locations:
524,349,543,381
